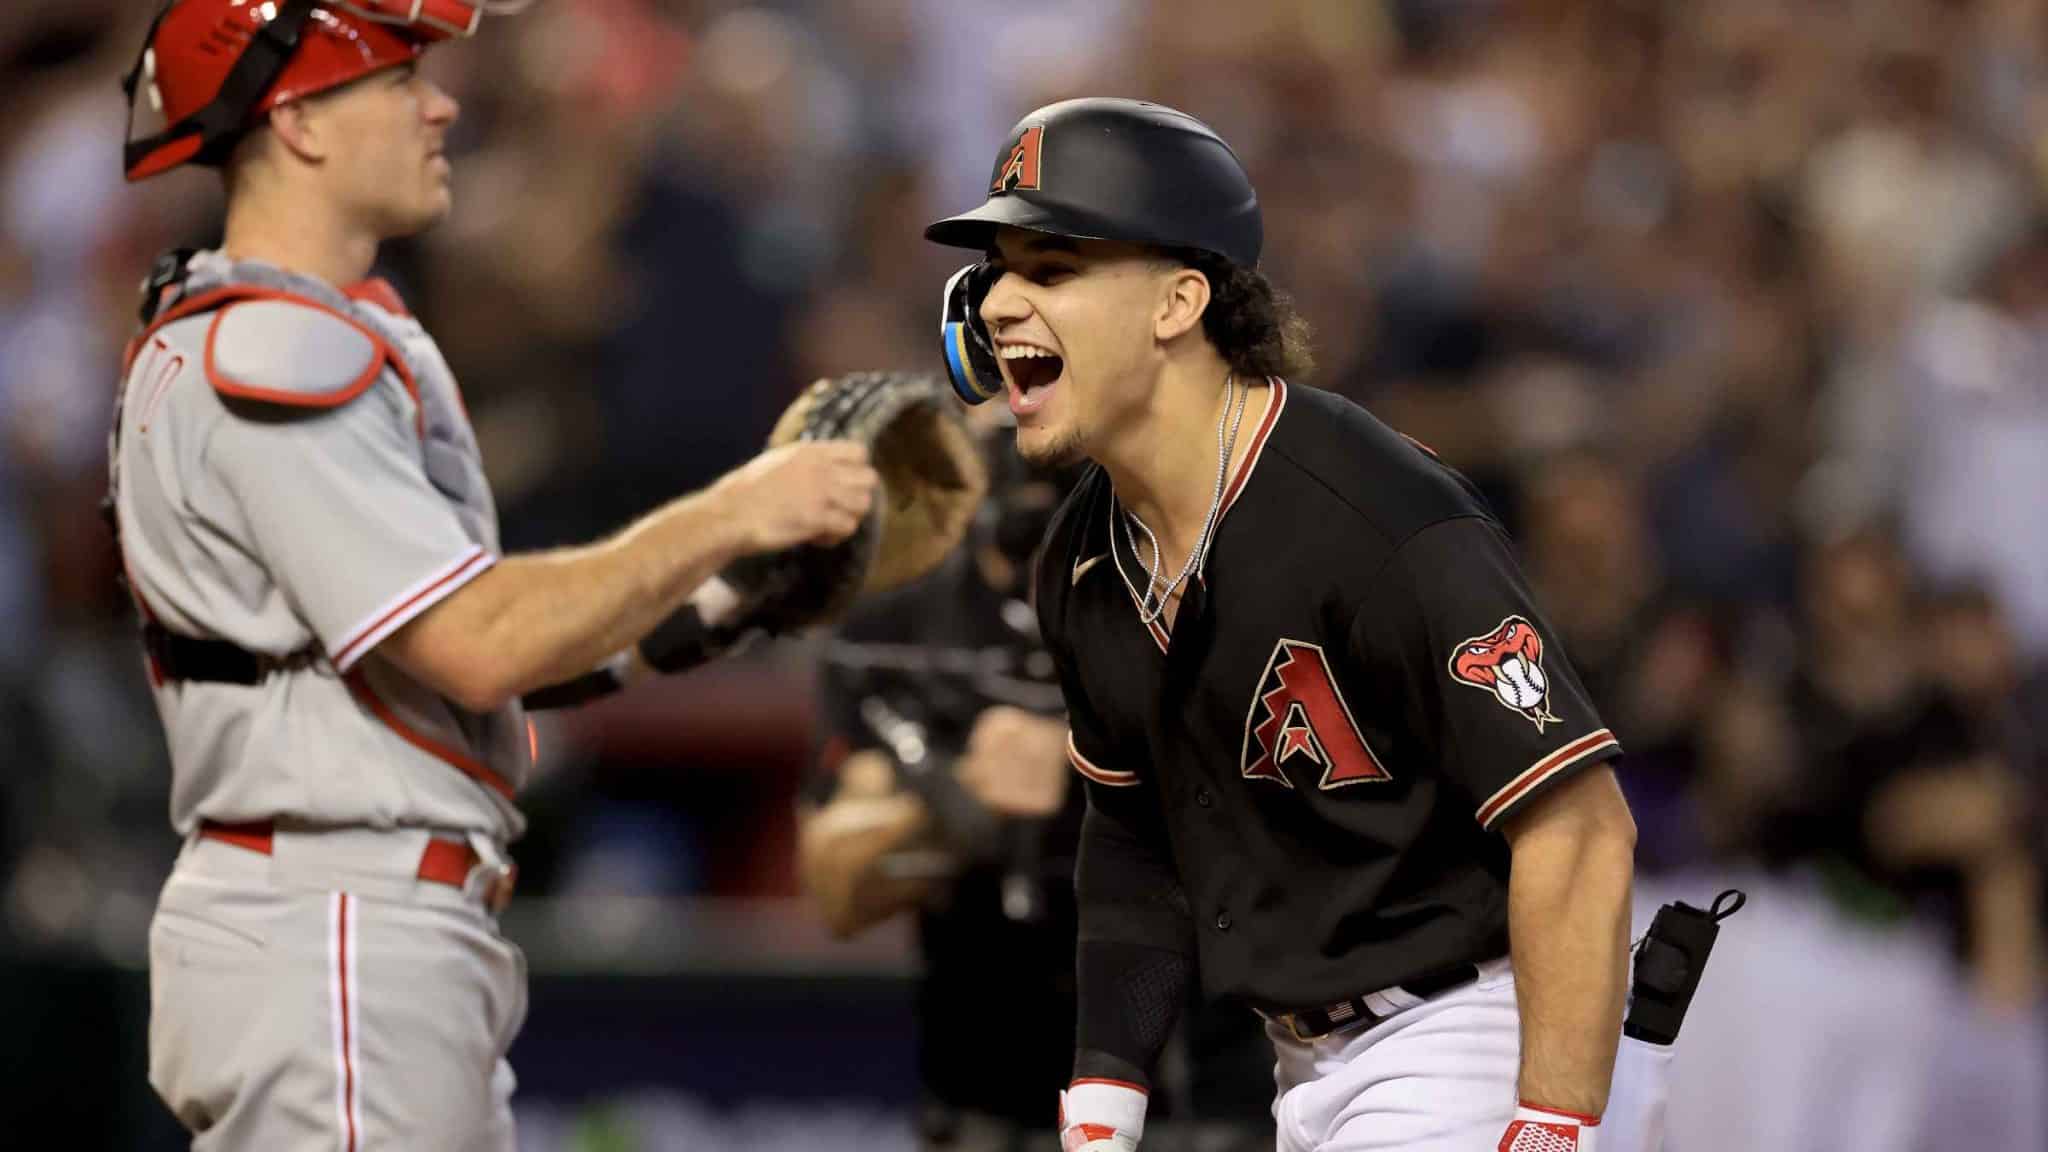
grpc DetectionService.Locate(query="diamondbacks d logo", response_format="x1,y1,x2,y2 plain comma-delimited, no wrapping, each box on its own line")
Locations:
1448,614,1562,732
992,125,1044,193
1242,639,1390,790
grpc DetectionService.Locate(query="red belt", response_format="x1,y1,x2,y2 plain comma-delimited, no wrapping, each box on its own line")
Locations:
199,820,516,912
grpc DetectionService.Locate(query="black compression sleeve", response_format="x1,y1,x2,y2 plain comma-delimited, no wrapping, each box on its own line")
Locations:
1071,791,1196,1088
1074,938,1193,1087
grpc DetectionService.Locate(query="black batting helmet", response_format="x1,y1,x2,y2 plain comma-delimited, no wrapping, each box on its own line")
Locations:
925,97,1263,267
925,98,1263,404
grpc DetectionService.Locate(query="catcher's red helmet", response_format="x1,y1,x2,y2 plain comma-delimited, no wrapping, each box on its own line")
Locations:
123,0,518,182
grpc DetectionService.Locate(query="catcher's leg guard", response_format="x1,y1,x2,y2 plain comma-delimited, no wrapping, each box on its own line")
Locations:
1602,889,1746,1151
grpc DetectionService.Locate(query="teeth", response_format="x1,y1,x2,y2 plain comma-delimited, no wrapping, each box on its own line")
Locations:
999,345,1057,360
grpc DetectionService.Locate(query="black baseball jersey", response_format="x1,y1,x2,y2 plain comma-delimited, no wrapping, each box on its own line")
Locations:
1034,379,1622,1015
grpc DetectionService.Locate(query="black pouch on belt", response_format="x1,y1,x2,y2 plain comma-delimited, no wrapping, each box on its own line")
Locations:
1623,888,1745,1046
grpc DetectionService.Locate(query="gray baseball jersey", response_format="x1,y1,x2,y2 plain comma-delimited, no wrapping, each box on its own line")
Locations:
113,249,528,841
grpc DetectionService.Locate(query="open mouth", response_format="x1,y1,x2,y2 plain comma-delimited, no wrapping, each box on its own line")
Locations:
1000,345,1064,415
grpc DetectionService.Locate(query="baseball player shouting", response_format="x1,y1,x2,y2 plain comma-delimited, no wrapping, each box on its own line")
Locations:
926,98,1732,1152
111,3,886,1148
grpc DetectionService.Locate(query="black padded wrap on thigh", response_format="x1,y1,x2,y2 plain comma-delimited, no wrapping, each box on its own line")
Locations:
1072,937,1193,1089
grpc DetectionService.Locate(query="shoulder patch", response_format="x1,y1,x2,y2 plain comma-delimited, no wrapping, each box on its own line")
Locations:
204,296,390,411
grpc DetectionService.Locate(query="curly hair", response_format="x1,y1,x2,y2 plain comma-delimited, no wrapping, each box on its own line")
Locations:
1158,246,1316,381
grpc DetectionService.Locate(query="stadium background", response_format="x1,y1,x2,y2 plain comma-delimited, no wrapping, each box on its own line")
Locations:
1,0,2044,1148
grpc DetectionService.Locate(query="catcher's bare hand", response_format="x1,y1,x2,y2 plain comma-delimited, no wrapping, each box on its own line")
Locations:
718,440,878,553
956,705,1070,818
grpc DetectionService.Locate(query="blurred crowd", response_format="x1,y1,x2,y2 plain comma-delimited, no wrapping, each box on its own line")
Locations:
3,0,2046,1146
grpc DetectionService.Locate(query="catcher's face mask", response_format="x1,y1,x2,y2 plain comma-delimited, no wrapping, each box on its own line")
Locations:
941,262,1004,405
123,0,526,182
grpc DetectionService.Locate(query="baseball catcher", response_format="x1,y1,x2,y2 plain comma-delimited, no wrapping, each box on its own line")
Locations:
112,2,978,1147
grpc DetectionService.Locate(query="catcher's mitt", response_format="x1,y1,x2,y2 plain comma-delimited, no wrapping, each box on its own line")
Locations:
722,370,987,637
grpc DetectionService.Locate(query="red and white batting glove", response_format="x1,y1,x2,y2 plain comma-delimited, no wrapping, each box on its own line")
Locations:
1058,1078,1146,1151
1499,1101,1600,1152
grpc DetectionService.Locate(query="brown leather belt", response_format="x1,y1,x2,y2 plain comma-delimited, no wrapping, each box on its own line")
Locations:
199,819,517,913
1260,960,1486,1043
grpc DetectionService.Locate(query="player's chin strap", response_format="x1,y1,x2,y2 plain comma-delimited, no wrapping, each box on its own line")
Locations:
940,262,1003,405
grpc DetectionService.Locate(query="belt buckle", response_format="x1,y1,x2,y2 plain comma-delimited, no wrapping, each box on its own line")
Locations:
1264,1008,1326,1044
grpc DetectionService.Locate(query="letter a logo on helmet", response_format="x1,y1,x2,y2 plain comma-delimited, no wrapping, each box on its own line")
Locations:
991,125,1044,193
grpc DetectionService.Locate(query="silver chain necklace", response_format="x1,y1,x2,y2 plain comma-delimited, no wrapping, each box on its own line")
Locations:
1122,372,1247,624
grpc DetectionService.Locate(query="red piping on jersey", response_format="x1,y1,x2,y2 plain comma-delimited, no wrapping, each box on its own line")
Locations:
1109,377,1288,649
1216,376,1287,522
343,277,410,317
344,669,516,800
1142,616,1170,654
334,894,360,1152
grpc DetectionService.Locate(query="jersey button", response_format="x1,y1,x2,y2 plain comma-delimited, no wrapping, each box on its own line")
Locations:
1215,911,1231,931
1196,788,1213,808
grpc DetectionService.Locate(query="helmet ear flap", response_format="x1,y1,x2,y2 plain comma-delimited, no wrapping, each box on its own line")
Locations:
940,262,1003,405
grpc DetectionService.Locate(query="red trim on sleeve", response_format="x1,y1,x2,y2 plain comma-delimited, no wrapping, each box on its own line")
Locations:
1476,729,1619,829
331,548,492,670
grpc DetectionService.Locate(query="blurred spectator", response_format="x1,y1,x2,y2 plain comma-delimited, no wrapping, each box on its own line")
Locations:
1519,449,1733,872
0,7,185,953
1895,219,2048,661
1755,527,2043,1008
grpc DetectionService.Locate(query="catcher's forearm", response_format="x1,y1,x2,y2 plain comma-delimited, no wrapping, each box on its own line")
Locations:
1503,769,1637,1115
523,578,749,709
393,486,747,712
